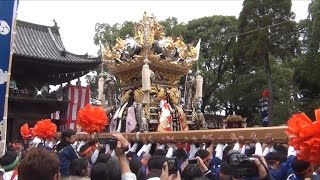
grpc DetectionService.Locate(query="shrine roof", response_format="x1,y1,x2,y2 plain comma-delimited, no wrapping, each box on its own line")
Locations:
13,20,100,64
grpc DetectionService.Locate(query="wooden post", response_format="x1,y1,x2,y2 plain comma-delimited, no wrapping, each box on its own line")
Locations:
71,126,288,144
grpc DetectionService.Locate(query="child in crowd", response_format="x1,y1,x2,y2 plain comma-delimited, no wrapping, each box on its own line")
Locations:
55,129,79,178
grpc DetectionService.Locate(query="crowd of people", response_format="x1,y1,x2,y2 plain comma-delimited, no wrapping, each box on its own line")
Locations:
0,129,317,180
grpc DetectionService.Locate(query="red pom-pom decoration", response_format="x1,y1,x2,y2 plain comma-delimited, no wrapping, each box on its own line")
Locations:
77,104,108,134
32,119,57,140
262,89,269,97
287,109,320,163
20,123,32,139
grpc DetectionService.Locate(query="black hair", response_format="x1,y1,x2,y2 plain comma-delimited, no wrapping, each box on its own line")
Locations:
222,145,232,161
127,90,135,107
173,148,188,161
70,158,88,177
95,153,111,164
61,129,76,141
105,157,121,180
220,161,232,175
56,129,76,152
193,177,210,180
265,152,287,165
136,141,144,154
273,143,287,156
146,169,162,179
247,145,256,157
148,156,167,171
291,158,311,178
0,151,18,172
129,158,141,174
154,149,166,156
149,143,157,155
195,149,210,160
91,163,108,180
129,159,145,180
181,164,203,180
98,146,106,154
164,91,175,111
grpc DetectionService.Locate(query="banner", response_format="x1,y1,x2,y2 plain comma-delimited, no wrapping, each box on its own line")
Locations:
0,0,19,145
259,98,269,126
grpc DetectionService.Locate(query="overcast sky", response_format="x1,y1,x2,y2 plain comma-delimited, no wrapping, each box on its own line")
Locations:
18,0,311,57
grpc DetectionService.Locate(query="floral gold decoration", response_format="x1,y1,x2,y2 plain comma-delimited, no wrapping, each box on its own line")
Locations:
102,12,200,87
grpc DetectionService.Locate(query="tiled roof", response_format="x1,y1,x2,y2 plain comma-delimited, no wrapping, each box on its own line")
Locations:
13,20,100,64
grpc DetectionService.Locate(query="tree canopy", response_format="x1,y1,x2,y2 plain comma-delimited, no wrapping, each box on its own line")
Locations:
91,0,320,126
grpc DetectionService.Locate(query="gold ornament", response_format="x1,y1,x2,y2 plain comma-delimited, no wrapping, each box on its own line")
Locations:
101,12,200,88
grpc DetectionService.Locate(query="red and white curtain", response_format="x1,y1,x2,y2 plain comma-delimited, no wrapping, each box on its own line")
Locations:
51,85,90,131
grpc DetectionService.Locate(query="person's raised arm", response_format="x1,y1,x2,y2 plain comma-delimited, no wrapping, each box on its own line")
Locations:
215,143,224,160
126,142,138,154
288,145,297,157
112,133,137,180
166,143,174,158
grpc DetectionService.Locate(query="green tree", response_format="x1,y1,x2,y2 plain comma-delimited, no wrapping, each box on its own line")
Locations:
93,21,135,46
91,21,135,99
184,16,238,113
159,17,187,37
293,0,320,117
235,0,298,124
118,21,135,39
94,23,120,45
307,0,320,53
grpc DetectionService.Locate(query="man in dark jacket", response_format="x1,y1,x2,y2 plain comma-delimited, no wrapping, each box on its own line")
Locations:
55,129,78,177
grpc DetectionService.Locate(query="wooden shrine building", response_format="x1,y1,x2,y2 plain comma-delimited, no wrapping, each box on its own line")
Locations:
8,20,100,141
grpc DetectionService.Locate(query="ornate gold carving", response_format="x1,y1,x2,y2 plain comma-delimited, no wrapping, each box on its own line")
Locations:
134,88,144,103
103,44,113,60
167,88,180,105
102,12,200,87
121,89,132,102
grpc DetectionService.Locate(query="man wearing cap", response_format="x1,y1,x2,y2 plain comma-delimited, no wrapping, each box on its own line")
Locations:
0,151,19,180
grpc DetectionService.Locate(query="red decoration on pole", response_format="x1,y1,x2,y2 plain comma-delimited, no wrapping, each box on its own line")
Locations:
20,123,32,139
77,104,108,134
262,89,269,97
32,119,57,140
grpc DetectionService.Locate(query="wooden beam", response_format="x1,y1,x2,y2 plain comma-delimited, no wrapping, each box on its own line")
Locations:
75,126,288,143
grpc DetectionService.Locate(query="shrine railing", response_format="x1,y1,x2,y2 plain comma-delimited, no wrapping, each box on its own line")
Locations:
9,89,68,102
